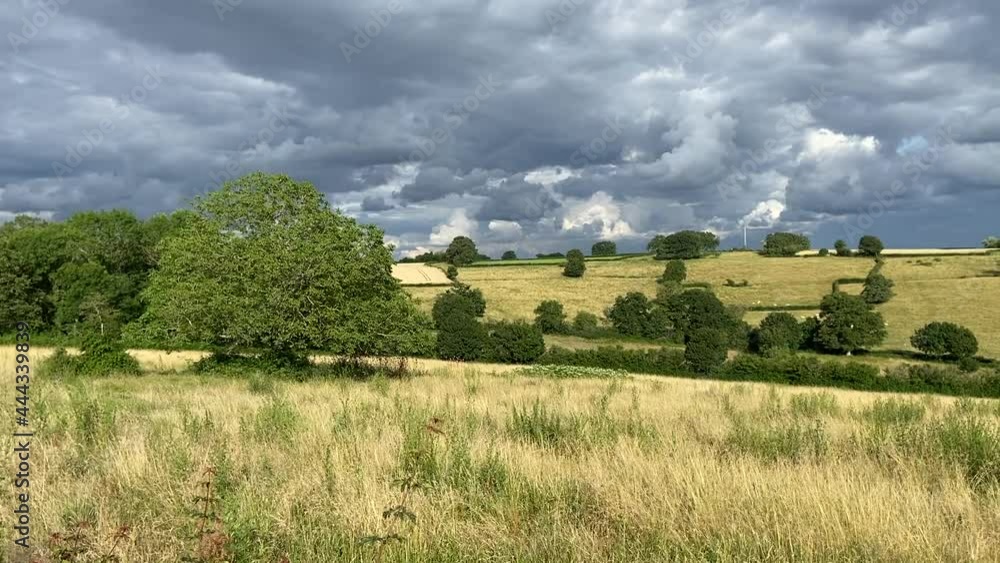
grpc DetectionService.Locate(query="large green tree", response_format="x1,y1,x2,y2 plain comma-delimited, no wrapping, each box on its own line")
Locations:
591,241,617,256
445,236,479,265
0,216,70,330
141,172,422,356
648,231,719,260
761,232,811,257
816,293,886,354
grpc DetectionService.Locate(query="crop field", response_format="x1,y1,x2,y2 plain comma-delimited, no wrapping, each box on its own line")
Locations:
7,346,1000,562
407,252,1000,357
391,263,452,286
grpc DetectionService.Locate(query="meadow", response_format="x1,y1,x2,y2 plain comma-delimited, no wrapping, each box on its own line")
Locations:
5,347,1000,562
406,252,1000,357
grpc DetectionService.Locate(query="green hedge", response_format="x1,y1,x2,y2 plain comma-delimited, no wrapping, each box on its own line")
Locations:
538,346,686,375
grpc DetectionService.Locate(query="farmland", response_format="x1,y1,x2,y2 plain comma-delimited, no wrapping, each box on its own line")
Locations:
7,346,1000,562
405,252,1000,357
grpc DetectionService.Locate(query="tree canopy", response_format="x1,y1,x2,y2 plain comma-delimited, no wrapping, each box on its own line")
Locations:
761,232,811,257
445,236,479,265
591,241,617,256
648,231,719,260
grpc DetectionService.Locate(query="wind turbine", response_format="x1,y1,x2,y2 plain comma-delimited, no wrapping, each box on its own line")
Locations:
742,223,770,249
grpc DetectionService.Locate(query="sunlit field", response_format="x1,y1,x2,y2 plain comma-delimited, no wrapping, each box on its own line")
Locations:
405,253,1000,357
5,347,999,562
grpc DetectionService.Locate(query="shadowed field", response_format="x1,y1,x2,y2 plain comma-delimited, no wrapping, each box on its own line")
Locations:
5,347,999,562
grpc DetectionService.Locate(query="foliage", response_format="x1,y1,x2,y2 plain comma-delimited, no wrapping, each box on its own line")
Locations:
562,249,586,277
752,312,803,355
501,250,518,260
432,284,486,329
398,251,447,263
539,346,687,376
910,322,979,359
659,260,687,283
435,311,486,361
142,173,423,358
684,328,728,374
816,293,887,354
445,236,479,266
485,321,546,364
535,252,564,259
858,235,884,257
661,289,730,337
761,232,811,257
983,236,1000,249
512,365,627,379
606,293,658,338
861,273,895,304
818,248,829,257
445,265,459,281
591,241,617,257
572,311,600,335
533,300,567,334
834,239,851,256
648,231,719,260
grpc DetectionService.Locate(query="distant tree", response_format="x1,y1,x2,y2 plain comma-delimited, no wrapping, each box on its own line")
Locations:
816,293,886,354
445,236,479,265
662,289,730,337
432,284,486,328
572,311,600,334
861,273,894,304
834,239,851,257
536,252,565,259
446,265,459,281
751,312,803,355
0,216,70,331
563,249,586,277
485,321,545,363
501,250,518,260
533,300,567,334
660,259,687,284
399,250,447,263
761,232,811,257
606,292,653,337
648,231,719,260
475,253,492,262
983,236,1000,249
858,235,884,257
910,322,978,359
591,241,617,256
142,172,423,358
684,328,728,374
818,248,830,257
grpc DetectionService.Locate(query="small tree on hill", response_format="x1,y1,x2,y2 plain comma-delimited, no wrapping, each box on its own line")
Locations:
432,286,487,360
606,292,653,337
816,292,886,354
533,300,567,334
910,322,979,359
761,232,811,257
446,265,459,281
818,248,830,257
485,321,545,363
501,250,517,260
660,259,687,284
591,241,617,256
445,236,479,265
861,272,894,304
684,328,728,374
752,312,803,355
834,239,851,256
432,284,485,328
858,235,884,257
648,231,719,260
563,249,586,277
572,311,600,335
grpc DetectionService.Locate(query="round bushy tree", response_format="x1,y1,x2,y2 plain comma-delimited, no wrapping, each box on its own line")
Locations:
446,236,479,265
818,248,830,257
816,293,886,354
533,300,567,333
858,235,884,257
486,321,545,363
446,265,459,281
663,289,729,337
572,311,600,334
563,249,586,277
684,328,728,374
861,273,894,304
591,241,617,256
752,312,803,354
762,232,811,257
432,284,485,328
606,292,652,336
648,231,719,260
436,311,486,361
834,239,851,256
910,322,978,359
142,172,423,358
660,259,687,283
501,250,517,260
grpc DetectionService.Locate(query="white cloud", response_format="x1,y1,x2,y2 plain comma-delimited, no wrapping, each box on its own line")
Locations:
429,208,478,245
561,191,636,239
801,128,880,161
488,219,523,240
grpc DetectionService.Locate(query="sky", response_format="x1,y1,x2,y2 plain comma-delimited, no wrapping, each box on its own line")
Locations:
2,0,998,257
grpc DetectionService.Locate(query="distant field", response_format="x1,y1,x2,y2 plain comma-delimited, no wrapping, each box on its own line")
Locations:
392,263,451,285
406,252,1000,357
797,248,994,257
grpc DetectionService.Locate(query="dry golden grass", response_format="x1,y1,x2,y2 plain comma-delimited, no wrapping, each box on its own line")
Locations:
391,263,452,285
4,346,999,562
417,253,1000,357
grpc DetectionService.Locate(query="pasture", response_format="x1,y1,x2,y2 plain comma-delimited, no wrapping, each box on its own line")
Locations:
7,347,1000,562
405,252,1000,357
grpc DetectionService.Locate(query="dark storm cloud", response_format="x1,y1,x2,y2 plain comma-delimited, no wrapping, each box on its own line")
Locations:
2,0,999,255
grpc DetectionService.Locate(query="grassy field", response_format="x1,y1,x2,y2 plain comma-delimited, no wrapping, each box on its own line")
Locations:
407,253,1000,358
6,347,1000,562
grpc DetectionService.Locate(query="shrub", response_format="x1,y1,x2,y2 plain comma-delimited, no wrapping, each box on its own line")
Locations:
662,289,730,336
485,322,546,364
959,357,980,373
446,265,459,281
910,322,979,359
591,241,617,256
75,332,141,376
761,232,811,257
659,260,686,283
861,273,894,304
834,239,851,257
572,311,600,335
983,236,1000,249
816,293,886,354
445,236,479,265
563,249,586,277
501,250,517,260
436,311,486,361
431,284,485,328
533,300,567,334
818,248,829,257
648,231,719,260
684,328,728,374
539,346,686,376
752,312,803,354
606,292,653,337
858,235,884,257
